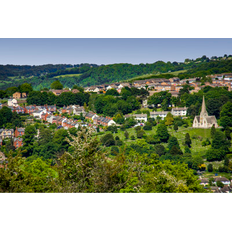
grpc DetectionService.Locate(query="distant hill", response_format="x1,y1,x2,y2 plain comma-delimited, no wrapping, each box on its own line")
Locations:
0,55,232,90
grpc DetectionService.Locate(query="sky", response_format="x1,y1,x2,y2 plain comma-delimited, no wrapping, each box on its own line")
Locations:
0,38,232,66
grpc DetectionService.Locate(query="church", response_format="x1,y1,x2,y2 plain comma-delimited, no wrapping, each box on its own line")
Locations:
192,96,218,128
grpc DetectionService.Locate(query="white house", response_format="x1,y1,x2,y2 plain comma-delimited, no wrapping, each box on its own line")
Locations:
133,114,147,122
150,111,169,120
8,98,18,107
213,177,230,186
32,109,47,119
171,107,188,117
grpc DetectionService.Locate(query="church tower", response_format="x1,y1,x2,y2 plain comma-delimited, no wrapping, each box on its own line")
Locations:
200,96,208,125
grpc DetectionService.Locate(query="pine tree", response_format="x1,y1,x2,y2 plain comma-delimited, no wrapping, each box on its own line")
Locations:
185,133,192,148
210,125,216,139
173,123,178,132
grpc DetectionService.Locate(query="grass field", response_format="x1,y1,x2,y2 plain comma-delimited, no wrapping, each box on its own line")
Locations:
126,69,188,82
53,74,81,79
95,125,218,158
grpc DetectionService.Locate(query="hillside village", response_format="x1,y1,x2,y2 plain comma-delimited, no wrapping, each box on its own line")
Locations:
0,73,232,193
1,72,232,143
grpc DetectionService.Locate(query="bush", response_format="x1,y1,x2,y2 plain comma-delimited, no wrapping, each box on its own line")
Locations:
134,126,141,131
206,149,226,161
137,130,145,139
143,125,152,130
207,163,213,172
130,135,135,140
100,133,115,147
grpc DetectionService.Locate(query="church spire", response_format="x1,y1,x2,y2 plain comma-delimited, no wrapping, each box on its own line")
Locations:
200,95,208,118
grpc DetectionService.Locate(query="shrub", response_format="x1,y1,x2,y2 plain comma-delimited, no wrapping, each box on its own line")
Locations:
207,164,213,172
130,135,135,140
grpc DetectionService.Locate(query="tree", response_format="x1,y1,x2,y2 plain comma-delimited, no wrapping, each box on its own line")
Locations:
165,112,174,126
100,133,115,147
184,146,191,154
206,149,226,161
173,123,178,132
124,130,129,140
216,181,224,188
18,83,33,94
211,131,230,152
22,125,37,157
156,124,169,142
154,144,166,157
136,130,145,139
167,136,180,150
207,164,213,172
220,102,232,128
111,146,119,156
184,133,192,148
210,125,216,139
225,127,231,140
51,80,63,90
0,106,13,127
170,145,183,156
105,88,119,96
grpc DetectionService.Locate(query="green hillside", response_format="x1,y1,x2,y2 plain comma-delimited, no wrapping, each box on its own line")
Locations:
0,54,232,90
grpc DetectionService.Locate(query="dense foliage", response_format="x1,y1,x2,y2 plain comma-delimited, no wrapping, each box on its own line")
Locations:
0,128,206,193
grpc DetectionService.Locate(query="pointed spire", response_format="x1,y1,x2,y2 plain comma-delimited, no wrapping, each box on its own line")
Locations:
200,95,208,117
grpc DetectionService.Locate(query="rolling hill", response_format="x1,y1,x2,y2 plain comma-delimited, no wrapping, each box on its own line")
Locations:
0,55,232,90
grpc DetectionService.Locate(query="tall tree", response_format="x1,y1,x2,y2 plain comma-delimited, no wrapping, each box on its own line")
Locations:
156,124,169,142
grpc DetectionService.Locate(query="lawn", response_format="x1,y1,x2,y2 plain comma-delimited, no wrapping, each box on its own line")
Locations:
53,74,81,79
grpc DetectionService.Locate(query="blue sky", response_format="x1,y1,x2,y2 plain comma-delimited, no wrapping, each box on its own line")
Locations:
0,38,231,65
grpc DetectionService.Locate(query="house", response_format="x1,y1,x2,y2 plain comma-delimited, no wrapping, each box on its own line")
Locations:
93,116,116,126
72,89,80,94
199,178,209,186
41,112,50,121
8,98,18,107
15,127,25,137
14,137,23,148
50,89,69,96
85,112,98,120
14,106,25,114
73,106,86,116
24,105,36,114
45,105,57,112
213,177,230,186
0,129,14,140
32,109,47,119
224,73,232,81
171,107,188,117
150,111,169,120
132,114,148,122
21,92,27,98
13,92,22,99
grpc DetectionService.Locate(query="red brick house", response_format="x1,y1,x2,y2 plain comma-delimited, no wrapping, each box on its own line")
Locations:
24,105,36,114
15,127,25,137
41,113,50,121
14,138,23,148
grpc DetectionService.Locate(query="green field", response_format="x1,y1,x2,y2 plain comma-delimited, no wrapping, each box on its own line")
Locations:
96,125,218,157
126,69,188,82
53,74,81,78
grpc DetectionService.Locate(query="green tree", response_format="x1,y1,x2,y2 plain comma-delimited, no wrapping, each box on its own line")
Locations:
0,106,13,127
51,80,63,90
207,164,213,172
167,136,180,150
22,125,37,157
173,123,178,132
18,83,33,94
184,133,192,148
100,133,115,147
212,131,230,152
210,125,216,139
156,124,169,142
165,112,174,126
220,102,232,128
124,130,129,140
